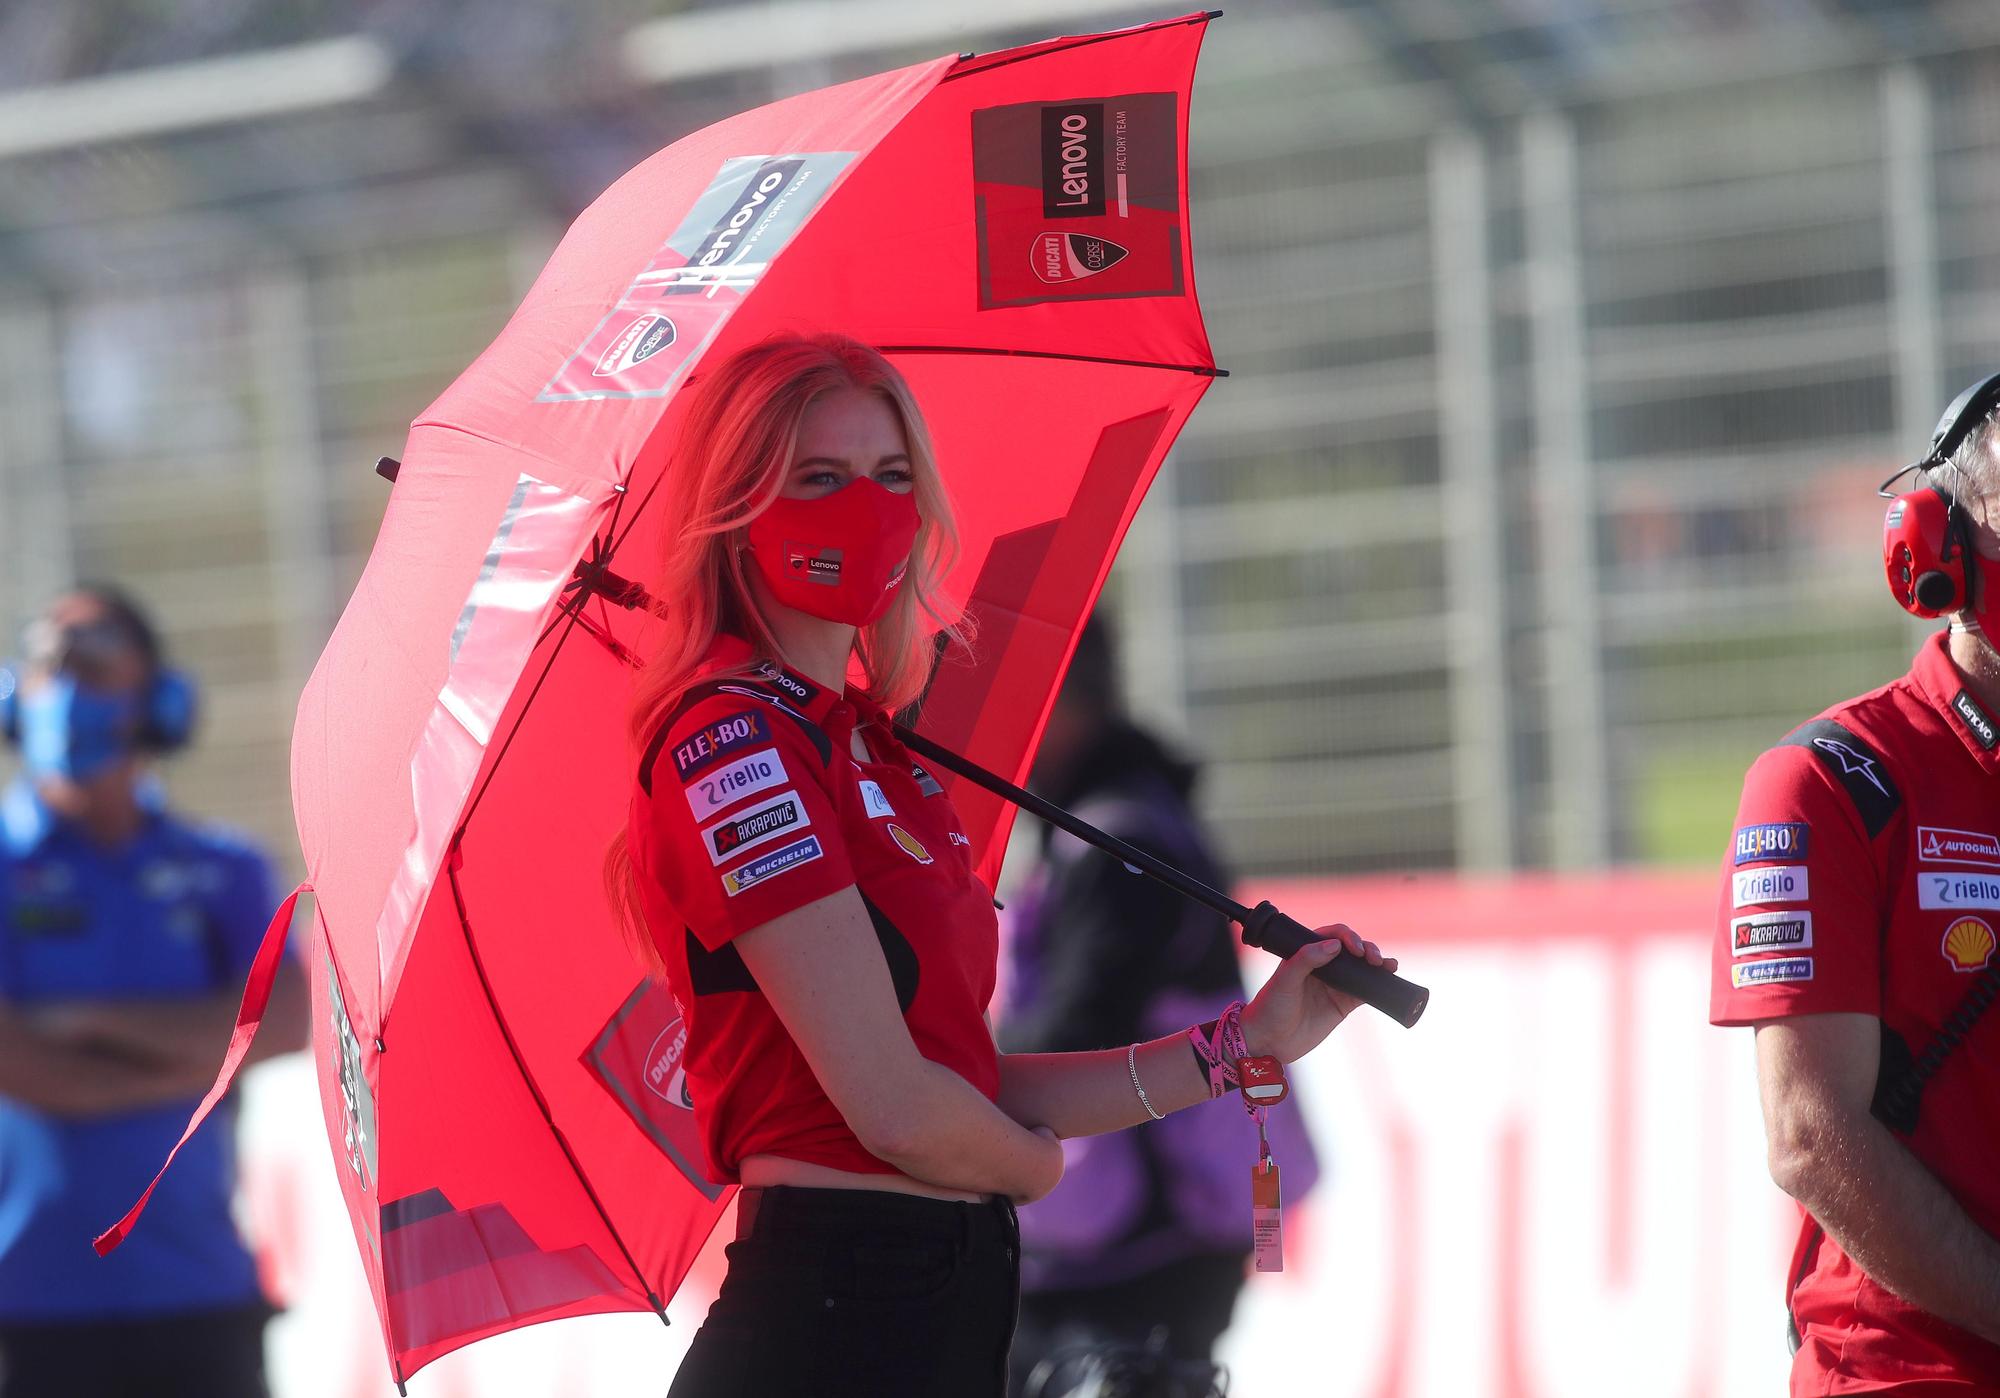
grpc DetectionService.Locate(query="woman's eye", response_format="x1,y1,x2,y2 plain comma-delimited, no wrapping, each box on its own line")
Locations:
800,469,843,488
877,468,915,488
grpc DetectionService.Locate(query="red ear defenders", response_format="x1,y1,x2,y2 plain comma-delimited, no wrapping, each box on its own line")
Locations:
1883,371,2000,617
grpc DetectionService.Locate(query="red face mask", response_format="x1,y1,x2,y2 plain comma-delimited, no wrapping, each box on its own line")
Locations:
746,476,921,626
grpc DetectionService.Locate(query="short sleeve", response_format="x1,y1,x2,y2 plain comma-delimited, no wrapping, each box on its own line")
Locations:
631,693,856,952
1710,744,1885,1026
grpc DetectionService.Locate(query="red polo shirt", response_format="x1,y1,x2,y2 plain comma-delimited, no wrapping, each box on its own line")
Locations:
1713,632,2000,1393
627,638,1000,1184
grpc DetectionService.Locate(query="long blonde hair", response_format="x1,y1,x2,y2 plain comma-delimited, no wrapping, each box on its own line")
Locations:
604,334,966,978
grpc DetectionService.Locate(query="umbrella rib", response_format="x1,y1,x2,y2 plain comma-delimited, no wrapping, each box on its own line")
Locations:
421,466,674,1322
444,857,669,1321
877,345,1226,377
943,10,1221,80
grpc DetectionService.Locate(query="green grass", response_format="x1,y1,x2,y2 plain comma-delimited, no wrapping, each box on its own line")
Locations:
1632,744,1756,868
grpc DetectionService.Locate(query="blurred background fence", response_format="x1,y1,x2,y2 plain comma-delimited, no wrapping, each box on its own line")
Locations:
4,0,1997,879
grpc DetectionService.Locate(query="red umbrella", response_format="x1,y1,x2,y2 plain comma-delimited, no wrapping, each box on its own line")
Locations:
102,11,1231,1389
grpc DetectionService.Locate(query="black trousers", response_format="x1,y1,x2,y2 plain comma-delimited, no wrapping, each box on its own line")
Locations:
669,1185,1022,1398
0,1302,271,1398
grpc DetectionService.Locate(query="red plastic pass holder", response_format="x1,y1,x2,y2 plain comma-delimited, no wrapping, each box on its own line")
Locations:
1237,1053,1288,1106
1251,1157,1283,1271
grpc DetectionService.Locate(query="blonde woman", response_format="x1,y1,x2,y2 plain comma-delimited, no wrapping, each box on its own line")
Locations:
609,334,1388,1397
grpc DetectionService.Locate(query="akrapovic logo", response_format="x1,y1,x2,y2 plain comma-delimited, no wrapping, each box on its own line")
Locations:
702,790,808,865
1731,911,1812,956
692,160,808,272
592,314,678,377
1042,104,1105,219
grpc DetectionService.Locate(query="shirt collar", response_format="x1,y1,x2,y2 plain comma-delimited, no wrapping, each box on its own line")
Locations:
705,634,860,729
1911,630,2000,773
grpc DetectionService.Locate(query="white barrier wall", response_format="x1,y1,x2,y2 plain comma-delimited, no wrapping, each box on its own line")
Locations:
233,874,1794,1397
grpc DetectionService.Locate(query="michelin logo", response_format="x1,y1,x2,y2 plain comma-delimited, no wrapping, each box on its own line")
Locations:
1732,957,1814,988
1732,865,1808,908
721,835,824,897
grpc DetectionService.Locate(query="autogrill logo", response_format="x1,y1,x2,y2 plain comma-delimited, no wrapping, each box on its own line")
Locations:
1918,825,2000,868
1042,104,1105,218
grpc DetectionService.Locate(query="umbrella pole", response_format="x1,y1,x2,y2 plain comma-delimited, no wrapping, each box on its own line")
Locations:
891,726,1428,1028
537,543,1427,1025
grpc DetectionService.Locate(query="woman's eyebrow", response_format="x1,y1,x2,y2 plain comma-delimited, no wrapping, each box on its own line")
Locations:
793,454,912,469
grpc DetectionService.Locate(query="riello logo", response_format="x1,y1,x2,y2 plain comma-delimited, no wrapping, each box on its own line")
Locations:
1042,104,1105,218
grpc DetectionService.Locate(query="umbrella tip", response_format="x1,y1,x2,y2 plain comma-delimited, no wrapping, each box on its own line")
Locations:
376,456,401,485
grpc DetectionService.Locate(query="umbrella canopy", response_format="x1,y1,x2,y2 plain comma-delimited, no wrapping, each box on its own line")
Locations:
249,12,1214,1386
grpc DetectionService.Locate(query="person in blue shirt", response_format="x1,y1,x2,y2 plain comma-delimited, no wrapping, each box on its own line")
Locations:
0,584,307,1398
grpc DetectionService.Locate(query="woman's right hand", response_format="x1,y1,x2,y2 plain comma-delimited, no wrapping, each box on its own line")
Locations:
1011,1125,1065,1205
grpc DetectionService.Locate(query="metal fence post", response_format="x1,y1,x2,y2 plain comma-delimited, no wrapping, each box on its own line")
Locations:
1429,124,1517,870
0,295,74,637
1524,108,1613,868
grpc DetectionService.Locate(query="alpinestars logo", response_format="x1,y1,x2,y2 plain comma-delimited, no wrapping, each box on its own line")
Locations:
1811,737,1890,797
1033,232,1130,284
1041,104,1105,218
592,314,677,377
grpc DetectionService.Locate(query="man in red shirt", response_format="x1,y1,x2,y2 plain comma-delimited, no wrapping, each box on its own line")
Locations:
1714,372,2000,1394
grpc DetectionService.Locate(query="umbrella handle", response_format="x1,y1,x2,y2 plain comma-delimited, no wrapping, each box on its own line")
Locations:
1240,902,1429,1028
892,724,1428,1028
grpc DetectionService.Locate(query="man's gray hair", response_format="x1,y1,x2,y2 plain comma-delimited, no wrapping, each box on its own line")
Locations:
1946,405,2000,502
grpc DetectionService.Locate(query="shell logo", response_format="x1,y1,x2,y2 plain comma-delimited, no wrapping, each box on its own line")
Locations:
1942,917,1997,972
887,823,933,865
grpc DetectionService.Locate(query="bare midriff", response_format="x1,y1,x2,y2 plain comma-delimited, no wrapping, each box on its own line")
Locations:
738,1153,984,1203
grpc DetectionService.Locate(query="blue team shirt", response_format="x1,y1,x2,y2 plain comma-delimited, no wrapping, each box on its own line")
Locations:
0,779,277,1320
